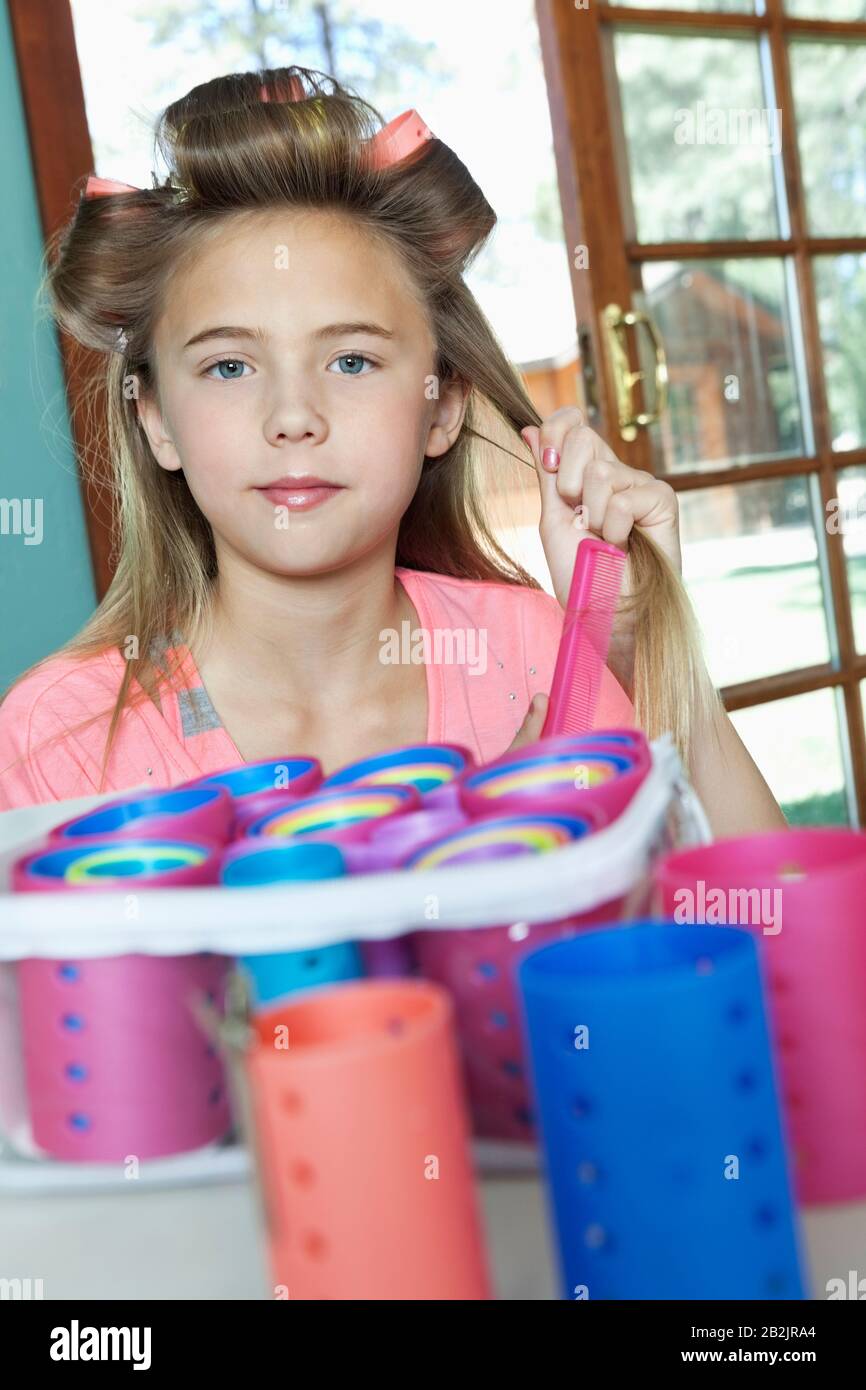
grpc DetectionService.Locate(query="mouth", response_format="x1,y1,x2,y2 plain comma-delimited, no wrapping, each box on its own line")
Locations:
254,478,346,512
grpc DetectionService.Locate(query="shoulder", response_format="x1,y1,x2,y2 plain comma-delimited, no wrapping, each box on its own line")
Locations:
0,648,123,730
0,648,124,810
397,566,563,629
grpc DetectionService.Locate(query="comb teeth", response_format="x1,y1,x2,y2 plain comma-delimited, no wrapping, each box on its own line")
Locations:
542,539,627,738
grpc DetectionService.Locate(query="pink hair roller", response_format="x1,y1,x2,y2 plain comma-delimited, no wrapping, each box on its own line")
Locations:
12,836,231,1162
321,742,473,799
184,758,323,839
356,807,471,978
366,110,434,170
242,784,421,847
404,811,626,1142
83,108,435,208
48,784,233,846
654,829,866,1205
458,730,650,824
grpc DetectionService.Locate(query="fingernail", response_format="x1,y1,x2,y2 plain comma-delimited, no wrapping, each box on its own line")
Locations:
541,447,560,472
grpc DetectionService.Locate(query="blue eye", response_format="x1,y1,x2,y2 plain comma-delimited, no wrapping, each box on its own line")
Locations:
205,359,252,380
328,353,374,376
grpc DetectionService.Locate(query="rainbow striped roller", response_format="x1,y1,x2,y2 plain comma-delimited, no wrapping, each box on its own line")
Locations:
11,836,230,1162
402,810,602,871
49,784,234,846
184,757,323,836
404,810,607,1142
13,837,220,890
458,733,650,824
242,784,421,846
321,743,473,812
541,537,627,737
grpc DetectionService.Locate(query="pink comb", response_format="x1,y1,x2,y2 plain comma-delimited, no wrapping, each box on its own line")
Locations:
541,537,627,738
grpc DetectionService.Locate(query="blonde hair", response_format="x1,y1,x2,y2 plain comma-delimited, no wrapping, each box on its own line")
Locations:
5,65,721,790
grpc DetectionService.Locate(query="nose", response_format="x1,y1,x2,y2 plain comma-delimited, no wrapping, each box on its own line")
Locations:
262,375,328,448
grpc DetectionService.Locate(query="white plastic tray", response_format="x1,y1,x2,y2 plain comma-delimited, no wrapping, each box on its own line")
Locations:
0,734,712,1191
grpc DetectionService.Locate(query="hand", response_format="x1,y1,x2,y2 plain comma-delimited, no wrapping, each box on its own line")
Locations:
504,692,550,754
520,407,682,699
520,407,682,611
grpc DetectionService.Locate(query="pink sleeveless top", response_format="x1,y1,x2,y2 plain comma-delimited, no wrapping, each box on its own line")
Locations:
0,566,634,811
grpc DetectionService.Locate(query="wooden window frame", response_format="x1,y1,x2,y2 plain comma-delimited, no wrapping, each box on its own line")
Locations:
8,0,114,598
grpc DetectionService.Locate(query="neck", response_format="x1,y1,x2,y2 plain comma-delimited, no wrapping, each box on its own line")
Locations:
195,542,413,712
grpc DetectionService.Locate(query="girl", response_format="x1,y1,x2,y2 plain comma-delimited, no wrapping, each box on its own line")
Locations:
0,66,785,838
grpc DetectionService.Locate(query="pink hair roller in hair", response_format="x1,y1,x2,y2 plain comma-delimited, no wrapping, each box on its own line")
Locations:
366,110,434,169
12,836,231,1162
82,107,435,209
654,829,866,1205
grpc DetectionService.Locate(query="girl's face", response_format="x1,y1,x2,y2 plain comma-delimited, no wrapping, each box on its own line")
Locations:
138,209,466,576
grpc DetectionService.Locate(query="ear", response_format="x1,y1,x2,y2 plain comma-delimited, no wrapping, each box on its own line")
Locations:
424,374,470,459
136,390,183,473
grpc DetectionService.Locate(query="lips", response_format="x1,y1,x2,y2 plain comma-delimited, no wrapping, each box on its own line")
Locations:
257,475,340,490
255,478,345,512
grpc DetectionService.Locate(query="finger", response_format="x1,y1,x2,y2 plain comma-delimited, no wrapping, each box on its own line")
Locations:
535,406,586,472
521,426,565,516
509,692,549,751
555,426,608,519
599,491,635,549
581,458,625,535
556,425,623,516
596,477,673,549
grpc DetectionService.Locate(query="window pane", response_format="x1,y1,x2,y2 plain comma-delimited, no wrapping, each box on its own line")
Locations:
813,254,866,451
730,690,850,828
638,259,809,472
829,466,866,653
613,33,781,243
790,42,866,236
679,475,830,686
786,0,866,16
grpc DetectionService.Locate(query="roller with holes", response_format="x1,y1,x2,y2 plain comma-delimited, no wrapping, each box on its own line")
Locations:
404,809,619,1142
457,730,651,824
320,742,474,813
654,829,866,1205
11,836,230,1161
239,783,421,845
47,783,234,846
184,757,323,837
219,839,364,1006
241,978,492,1299
518,921,806,1299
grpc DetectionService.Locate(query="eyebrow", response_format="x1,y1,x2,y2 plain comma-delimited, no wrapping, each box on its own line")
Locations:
182,321,396,350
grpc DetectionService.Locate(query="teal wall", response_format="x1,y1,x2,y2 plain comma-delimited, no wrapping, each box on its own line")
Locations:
0,1,97,692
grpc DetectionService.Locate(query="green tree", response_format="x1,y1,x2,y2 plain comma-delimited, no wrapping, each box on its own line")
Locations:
131,0,444,117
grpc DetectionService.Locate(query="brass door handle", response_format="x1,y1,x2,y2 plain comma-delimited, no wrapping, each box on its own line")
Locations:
601,304,669,443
